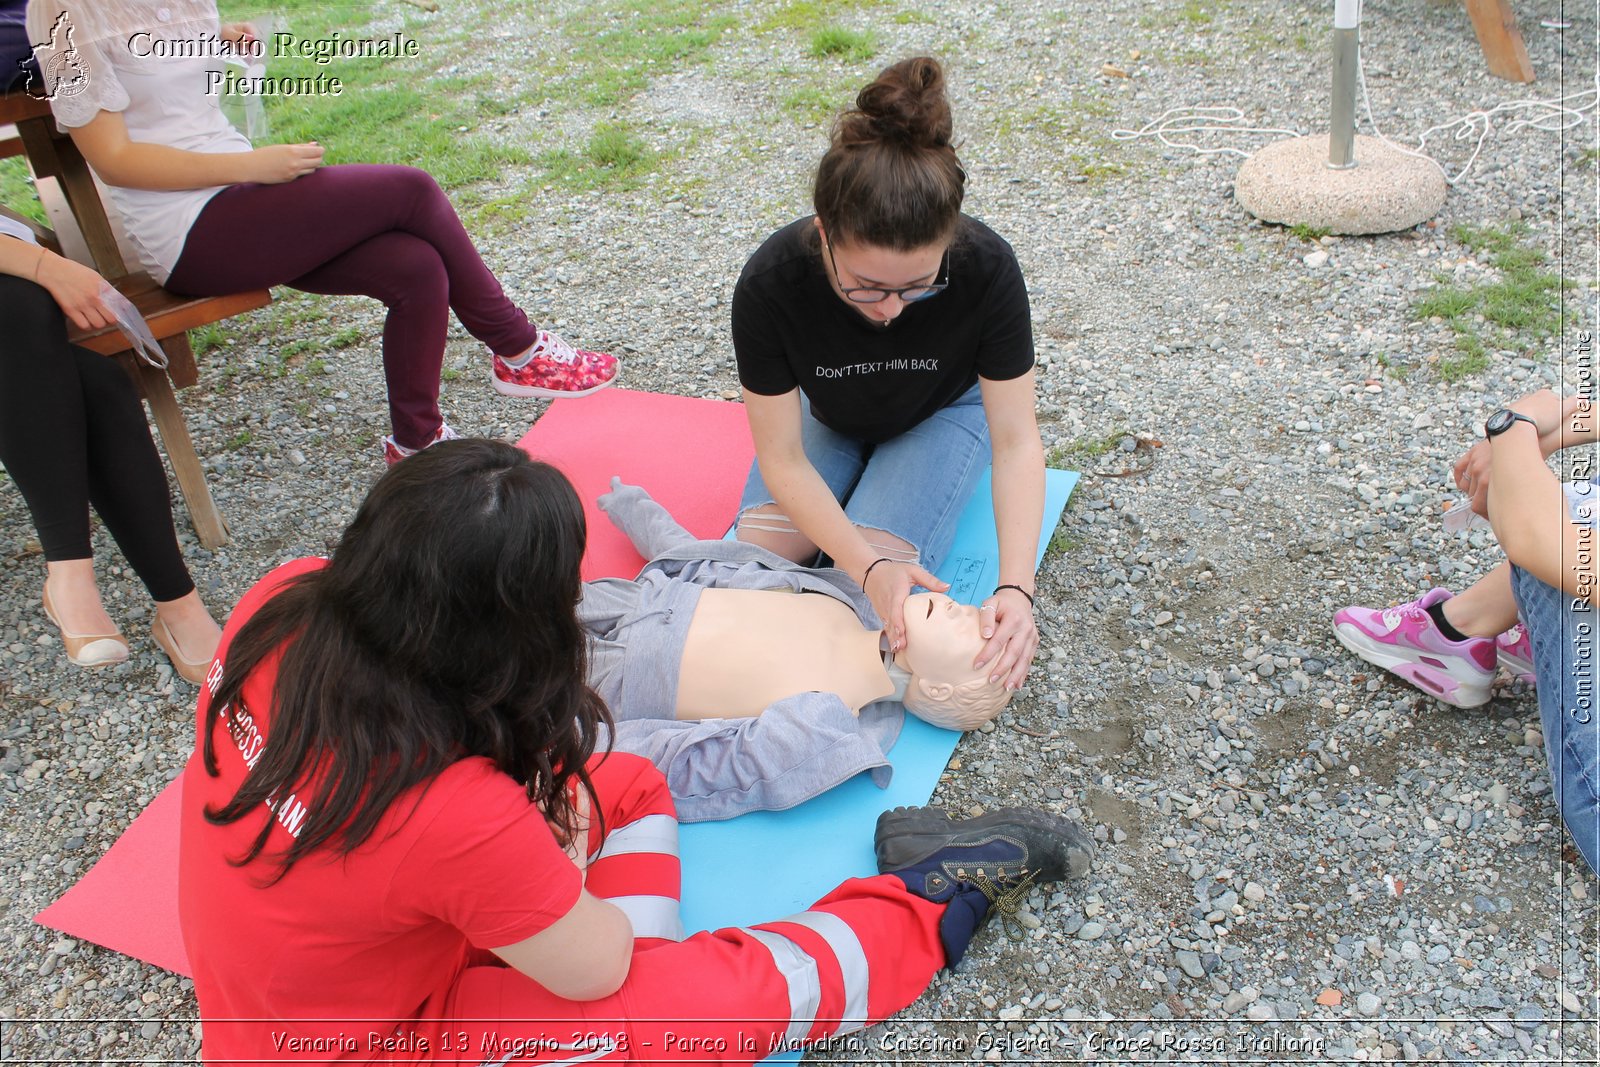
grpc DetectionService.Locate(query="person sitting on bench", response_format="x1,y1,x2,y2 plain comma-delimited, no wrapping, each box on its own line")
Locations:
0,213,222,682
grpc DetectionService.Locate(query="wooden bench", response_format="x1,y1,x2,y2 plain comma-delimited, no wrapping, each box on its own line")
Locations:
1,89,271,549
1464,0,1535,83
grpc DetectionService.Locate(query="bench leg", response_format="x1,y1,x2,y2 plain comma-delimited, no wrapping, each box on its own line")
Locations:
134,359,230,551
1464,0,1535,83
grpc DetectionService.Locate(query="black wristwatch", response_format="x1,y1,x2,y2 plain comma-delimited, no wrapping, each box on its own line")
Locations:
1485,409,1539,438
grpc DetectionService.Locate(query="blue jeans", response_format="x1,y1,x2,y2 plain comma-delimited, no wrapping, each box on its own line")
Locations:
738,382,990,574
1510,484,1599,876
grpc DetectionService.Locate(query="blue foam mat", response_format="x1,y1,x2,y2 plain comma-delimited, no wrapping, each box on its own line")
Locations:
679,467,1078,932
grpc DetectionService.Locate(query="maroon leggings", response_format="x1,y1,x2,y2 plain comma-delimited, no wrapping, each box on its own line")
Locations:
166,164,539,449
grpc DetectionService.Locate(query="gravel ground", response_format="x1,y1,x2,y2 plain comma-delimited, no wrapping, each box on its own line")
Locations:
2,0,1598,1062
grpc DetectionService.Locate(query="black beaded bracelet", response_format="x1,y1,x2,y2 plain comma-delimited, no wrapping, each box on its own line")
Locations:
994,583,1035,607
862,557,894,587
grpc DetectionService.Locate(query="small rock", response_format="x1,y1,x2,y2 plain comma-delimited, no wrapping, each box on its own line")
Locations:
1316,987,1343,1007
1077,921,1106,941
1304,250,1329,269
1357,992,1381,1016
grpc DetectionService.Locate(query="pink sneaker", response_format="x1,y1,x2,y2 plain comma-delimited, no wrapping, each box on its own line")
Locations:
1496,622,1537,685
1332,588,1498,708
492,329,619,399
382,422,459,467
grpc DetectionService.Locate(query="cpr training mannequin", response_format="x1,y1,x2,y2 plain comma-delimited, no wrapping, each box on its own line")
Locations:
583,479,1013,733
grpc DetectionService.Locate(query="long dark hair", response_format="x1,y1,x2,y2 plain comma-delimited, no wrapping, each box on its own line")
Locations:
202,439,611,879
813,55,966,251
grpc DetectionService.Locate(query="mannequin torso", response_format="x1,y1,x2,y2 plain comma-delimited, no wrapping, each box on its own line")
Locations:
676,588,895,719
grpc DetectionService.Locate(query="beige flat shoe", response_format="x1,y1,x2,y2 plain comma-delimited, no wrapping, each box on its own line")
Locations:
41,585,129,668
152,615,213,685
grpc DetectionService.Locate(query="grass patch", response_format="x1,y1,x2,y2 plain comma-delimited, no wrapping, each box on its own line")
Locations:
890,10,935,23
1412,222,1572,379
537,123,661,192
1375,353,1409,381
809,26,876,61
441,367,462,382
758,0,886,33
1438,336,1490,383
545,0,737,107
1141,0,1217,29
782,86,839,124
1069,155,1127,182
1049,430,1129,466
215,0,527,190
1044,524,1083,559
1288,222,1331,243
190,323,230,355
0,157,46,226
225,430,253,451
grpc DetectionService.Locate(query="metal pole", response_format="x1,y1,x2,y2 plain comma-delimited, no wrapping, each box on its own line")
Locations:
1329,0,1359,168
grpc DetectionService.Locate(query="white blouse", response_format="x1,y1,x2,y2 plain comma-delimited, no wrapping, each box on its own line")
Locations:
25,0,252,282
0,214,41,246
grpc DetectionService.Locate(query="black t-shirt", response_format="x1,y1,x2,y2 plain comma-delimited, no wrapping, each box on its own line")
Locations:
732,215,1034,444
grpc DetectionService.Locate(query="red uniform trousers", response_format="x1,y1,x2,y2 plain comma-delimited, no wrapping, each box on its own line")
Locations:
440,753,948,1066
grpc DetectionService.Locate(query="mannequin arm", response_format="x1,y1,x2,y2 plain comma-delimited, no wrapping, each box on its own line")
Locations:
596,478,700,558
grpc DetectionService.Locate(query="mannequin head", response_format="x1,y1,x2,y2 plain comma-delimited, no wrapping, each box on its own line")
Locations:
894,592,1013,730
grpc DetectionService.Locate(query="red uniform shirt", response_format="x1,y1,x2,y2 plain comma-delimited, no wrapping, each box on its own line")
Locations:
178,559,584,1065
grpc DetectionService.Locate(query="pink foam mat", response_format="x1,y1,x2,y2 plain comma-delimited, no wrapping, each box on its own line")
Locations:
35,389,756,975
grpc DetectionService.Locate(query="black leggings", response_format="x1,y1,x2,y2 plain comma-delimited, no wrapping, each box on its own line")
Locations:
0,275,193,602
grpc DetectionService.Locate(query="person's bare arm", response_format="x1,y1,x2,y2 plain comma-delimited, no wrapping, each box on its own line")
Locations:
67,109,322,190
1455,392,1595,515
0,237,114,329
743,387,945,651
490,890,634,1001
975,371,1044,690
1485,392,1597,606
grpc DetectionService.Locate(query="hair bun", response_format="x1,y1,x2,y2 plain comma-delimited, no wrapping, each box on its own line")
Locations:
837,56,952,150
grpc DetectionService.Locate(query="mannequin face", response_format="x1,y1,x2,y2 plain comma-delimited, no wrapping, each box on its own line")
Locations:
814,220,946,326
897,592,986,684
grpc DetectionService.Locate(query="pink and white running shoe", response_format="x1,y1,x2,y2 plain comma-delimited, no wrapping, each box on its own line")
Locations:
1496,622,1537,686
1333,588,1498,708
491,329,619,399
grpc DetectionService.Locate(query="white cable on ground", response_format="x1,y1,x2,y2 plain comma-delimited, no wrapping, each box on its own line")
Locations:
1352,0,1597,185
1111,0,1598,184
1110,106,1302,158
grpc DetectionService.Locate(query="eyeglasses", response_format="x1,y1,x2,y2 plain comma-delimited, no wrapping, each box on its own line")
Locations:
825,240,949,304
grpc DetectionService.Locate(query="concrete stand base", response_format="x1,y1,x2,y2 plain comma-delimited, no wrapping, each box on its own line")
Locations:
1234,134,1447,235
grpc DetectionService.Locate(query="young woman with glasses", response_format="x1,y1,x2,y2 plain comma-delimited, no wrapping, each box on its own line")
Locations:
732,56,1046,693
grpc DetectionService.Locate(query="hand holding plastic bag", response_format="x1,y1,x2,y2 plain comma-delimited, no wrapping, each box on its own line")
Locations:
96,282,167,369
